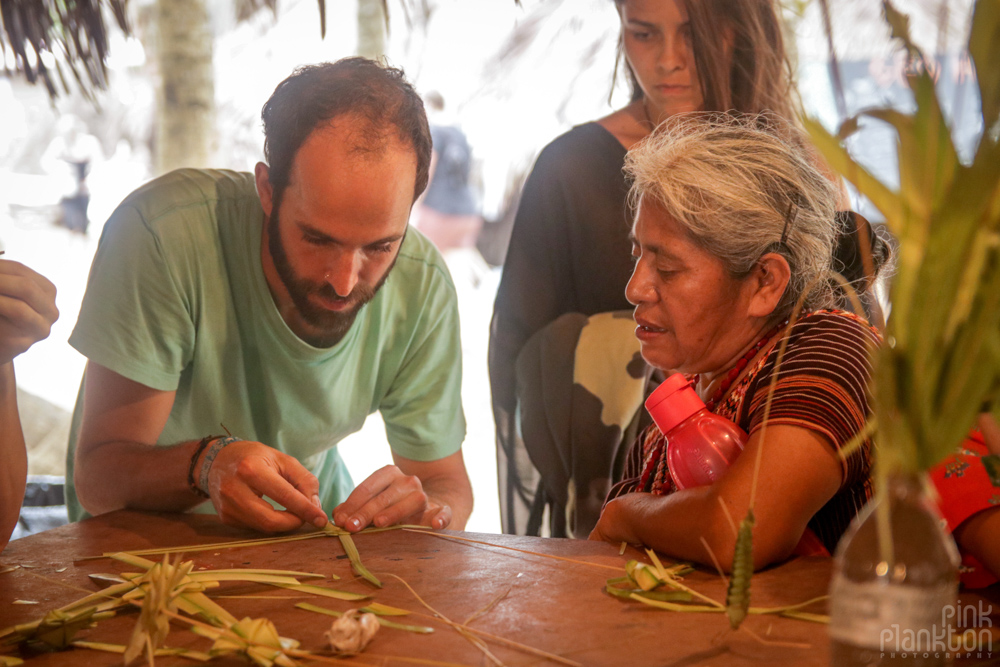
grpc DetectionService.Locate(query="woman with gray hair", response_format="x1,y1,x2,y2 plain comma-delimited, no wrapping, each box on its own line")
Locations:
590,115,883,571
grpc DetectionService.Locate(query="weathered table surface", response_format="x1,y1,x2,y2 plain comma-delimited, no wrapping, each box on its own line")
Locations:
0,511,996,666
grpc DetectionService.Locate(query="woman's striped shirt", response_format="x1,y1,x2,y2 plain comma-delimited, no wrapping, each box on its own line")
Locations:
608,309,881,553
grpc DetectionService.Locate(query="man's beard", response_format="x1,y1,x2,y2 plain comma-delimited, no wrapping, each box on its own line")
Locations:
267,209,396,348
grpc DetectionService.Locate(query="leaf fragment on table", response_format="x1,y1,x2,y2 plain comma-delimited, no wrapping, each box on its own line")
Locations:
605,582,691,603
10,602,37,606
203,568,323,580
324,523,382,588
0,566,18,575
605,542,826,626
360,601,412,616
72,639,212,661
272,583,370,601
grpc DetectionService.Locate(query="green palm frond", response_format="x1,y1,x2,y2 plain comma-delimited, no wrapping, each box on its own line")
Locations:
0,0,130,100
805,0,1000,475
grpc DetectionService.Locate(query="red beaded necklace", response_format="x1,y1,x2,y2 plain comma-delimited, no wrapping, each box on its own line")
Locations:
699,318,790,412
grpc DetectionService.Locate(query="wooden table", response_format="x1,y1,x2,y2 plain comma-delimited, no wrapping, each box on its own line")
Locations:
0,512,996,666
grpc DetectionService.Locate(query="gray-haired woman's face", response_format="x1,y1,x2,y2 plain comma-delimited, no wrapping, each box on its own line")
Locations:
626,199,765,374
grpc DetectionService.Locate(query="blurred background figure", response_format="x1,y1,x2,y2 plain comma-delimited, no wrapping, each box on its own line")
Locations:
41,114,104,235
413,91,484,253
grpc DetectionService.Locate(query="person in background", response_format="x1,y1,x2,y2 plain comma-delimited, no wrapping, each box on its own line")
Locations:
411,91,483,253
0,256,58,552
41,114,103,235
488,0,800,534
929,413,1000,587
67,58,473,536
589,116,883,570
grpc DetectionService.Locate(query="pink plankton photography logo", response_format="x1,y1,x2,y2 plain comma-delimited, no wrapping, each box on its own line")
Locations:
880,601,993,660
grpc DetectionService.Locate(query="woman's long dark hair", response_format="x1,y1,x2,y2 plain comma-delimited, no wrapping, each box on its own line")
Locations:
613,0,795,119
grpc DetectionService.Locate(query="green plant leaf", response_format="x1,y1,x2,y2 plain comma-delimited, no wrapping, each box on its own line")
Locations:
969,0,1000,132
801,116,903,228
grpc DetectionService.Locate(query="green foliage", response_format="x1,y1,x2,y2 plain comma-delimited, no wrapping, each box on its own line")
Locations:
725,510,754,630
804,0,1000,476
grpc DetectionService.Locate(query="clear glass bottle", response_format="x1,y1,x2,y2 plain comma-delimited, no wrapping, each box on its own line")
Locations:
829,473,960,666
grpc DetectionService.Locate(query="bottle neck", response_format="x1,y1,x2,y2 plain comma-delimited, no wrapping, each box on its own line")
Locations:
664,407,709,436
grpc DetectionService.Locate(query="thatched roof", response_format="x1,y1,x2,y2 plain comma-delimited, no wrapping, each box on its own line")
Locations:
0,0,130,99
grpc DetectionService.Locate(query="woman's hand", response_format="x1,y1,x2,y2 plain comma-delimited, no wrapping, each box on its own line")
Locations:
590,496,636,544
0,259,58,365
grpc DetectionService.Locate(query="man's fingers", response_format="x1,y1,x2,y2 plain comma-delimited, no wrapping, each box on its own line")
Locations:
367,487,429,529
276,453,325,514
0,268,59,322
242,456,327,528
208,441,326,532
0,294,55,342
340,480,427,532
417,505,452,530
333,465,402,526
214,482,305,533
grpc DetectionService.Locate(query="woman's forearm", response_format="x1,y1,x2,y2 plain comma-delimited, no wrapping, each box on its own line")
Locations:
595,478,812,572
0,363,28,552
599,488,752,571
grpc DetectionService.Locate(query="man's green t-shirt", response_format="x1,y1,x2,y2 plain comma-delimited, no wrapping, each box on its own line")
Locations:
66,168,465,521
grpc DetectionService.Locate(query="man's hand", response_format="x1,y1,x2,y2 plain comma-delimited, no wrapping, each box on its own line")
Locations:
332,450,472,533
332,465,451,532
0,259,58,365
207,440,329,533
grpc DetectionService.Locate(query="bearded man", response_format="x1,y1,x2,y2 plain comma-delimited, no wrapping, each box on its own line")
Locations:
67,58,472,534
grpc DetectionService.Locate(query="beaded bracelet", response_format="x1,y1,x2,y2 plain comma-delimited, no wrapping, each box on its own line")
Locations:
198,436,242,497
188,435,221,498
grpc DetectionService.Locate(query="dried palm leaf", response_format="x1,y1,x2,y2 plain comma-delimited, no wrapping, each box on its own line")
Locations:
190,615,300,667
0,607,114,650
323,523,381,588
72,640,211,661
270,584,369,601
122,555,208,665
359,602,411,616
